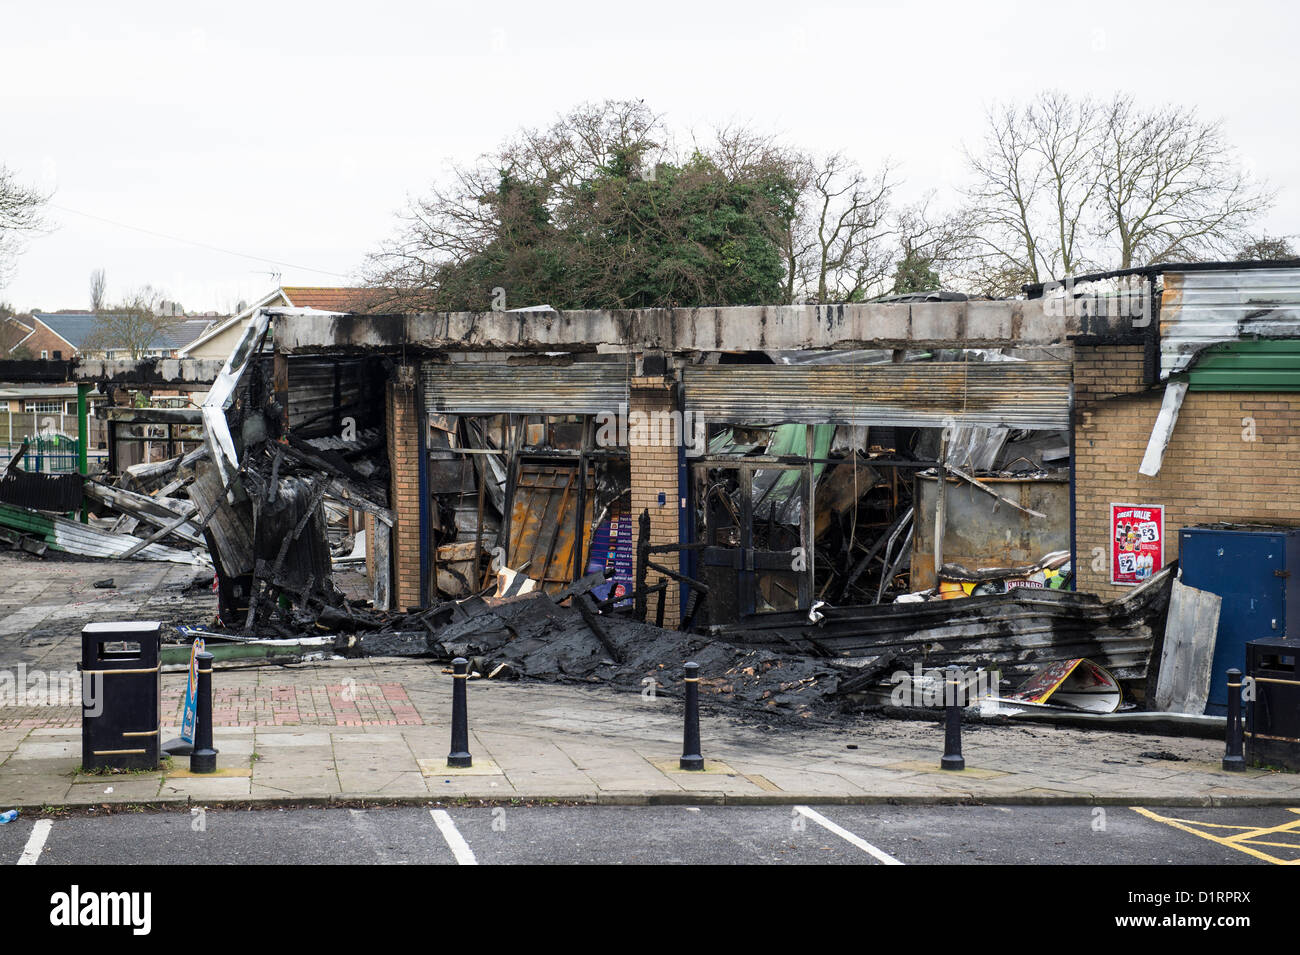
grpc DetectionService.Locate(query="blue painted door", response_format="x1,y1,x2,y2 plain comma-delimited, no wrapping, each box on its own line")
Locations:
1179,528,1287,714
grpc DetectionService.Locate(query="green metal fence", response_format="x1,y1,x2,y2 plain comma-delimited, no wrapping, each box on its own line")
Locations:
8,436,108,474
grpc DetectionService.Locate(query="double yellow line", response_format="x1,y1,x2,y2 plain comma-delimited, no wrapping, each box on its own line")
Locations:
1132,806,1300,865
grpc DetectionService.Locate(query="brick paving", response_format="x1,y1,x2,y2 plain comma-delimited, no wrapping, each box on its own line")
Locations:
170,682,423,727
0,682,424,730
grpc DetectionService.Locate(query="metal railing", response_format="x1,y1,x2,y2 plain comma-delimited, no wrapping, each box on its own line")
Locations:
2,438,108,475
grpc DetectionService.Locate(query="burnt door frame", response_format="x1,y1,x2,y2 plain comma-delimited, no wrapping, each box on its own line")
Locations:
695,455,813,617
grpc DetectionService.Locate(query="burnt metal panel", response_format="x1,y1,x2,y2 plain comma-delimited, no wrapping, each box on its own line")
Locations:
912,474,1070,591
506,463,596,592
1160,268,1300,379
715,567,1174,682
0,471,84,512
421,362,629,416
683,362,1072,429
285,357,383,438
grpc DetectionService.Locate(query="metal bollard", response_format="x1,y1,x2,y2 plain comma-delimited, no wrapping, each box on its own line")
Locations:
1223,667,1246,772
448,657,472,768
940,665,965,771
189,651,218,774
680,661,704,771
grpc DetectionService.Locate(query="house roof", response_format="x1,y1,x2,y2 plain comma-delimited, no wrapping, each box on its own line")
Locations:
178,286,375,357
281,287,376,311
30,313,99,350
1,316,35,354
159,318,215,350
0,384,100,399
31,312,212,353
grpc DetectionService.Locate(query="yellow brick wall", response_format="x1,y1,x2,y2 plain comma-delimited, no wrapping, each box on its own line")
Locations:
387,374,423,610
628,377,681,623
1074,345,1300,597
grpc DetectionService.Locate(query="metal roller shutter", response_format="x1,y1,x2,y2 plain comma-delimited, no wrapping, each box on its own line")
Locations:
682,362,1071,429
421,362,630,416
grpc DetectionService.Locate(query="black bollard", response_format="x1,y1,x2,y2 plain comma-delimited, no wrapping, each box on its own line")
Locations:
447,657,472,768
189,651,218,774
680,661,704,771
1223,667,1246,772
940,665,965,771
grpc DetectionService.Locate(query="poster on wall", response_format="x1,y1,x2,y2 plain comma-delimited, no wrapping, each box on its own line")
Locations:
1110,503,1164,585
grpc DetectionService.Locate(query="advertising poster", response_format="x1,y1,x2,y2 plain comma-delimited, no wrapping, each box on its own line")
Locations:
1110,503,1163,586
610,508,635,608
180,637,205,744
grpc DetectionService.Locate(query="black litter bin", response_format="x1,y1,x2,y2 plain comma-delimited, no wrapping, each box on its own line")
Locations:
80,621,162,771
1245,636,1300,771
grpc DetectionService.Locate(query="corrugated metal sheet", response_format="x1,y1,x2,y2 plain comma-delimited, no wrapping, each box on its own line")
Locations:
287,358,383,437
507,464,596,592
1161,268,1300,379
715,567,1174,682
1187,340,1300,391
0,471,84,512
683,362,1072,429
422,363,629,416
0,502,206,565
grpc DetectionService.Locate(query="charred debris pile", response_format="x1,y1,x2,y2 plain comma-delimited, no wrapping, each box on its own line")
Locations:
0,333,1177,719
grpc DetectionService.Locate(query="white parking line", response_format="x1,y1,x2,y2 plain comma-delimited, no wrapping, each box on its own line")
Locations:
18,819,52,866
795,806,903,865
429,809,477,865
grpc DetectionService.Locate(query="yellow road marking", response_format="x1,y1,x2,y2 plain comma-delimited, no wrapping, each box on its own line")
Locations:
1223,816,1300,844
1237,839,1300,851
1159,819,1259,831
1131,807,1300,865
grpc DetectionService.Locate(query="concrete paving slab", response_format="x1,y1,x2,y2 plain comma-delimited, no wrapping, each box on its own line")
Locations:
416,757,502,777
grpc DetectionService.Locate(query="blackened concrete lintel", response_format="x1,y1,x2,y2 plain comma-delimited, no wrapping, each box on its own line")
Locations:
272,300,1079,355
0,357,225,386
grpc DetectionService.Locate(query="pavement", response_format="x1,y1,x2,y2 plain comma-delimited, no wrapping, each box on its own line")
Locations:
0,552,1297,811
1,656,1298,809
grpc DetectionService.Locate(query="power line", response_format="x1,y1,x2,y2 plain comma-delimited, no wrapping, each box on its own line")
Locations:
50,203,355,280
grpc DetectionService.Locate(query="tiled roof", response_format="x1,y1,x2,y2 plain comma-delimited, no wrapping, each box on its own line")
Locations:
281,287,377,311
31,313,100,349
32,312,211,352
158,318,215,350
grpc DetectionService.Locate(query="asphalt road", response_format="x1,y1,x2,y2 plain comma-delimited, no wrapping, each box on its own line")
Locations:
0,803,1294,865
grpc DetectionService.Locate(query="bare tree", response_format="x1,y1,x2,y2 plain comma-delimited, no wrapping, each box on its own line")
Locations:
890,195,978,294
1236,233,1296,261
962,93,1103,294
0,164,49,289
89,268,107,314
83,285,182,359
764,152,895,304
962,92,1274,293
1098,95,1275,267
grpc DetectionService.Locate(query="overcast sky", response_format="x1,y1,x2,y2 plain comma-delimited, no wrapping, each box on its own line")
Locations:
3,0,1297,313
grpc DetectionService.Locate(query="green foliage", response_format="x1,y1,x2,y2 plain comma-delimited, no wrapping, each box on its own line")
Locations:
891,251,941,295
408,147,795,311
